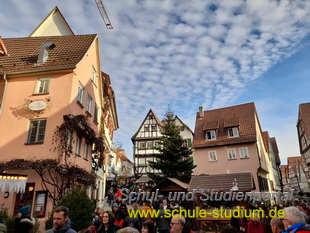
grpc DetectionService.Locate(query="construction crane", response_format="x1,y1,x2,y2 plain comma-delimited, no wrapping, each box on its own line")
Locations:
94,0,113,29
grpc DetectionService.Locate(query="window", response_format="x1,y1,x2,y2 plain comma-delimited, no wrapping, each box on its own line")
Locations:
151,125,157,131
27,119,47,143
144,125,149,132
76,137,81,156
228,127,239,137
146,141,153,149
154,141,160,148
92,66,97,84
138,142,146,148
86,94,92,113
208,151,217,161
94,104,99,122
84,143,89,160
77,83,84,104
148,115,154,120
228,148,237,160
206,130,216,140
179,126,185,131
139,158,145,165
183,139,192,147
33,191,47,218
240,147,249,158
34,78,50,94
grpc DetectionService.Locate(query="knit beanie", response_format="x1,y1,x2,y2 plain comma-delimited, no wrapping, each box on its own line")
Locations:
19,205,30,215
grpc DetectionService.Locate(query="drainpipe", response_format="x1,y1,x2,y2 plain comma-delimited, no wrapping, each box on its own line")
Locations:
0,73,7,115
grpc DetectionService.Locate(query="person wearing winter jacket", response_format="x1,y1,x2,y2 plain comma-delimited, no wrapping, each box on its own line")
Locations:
45,206,76,233
282,206,310,233
14,205,36,233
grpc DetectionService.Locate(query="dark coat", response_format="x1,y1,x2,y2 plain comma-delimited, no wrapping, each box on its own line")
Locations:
14,215,35,233
45,219,76,233
96,224,121,233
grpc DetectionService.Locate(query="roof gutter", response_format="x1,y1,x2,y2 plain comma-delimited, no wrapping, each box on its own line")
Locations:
0,73,7,115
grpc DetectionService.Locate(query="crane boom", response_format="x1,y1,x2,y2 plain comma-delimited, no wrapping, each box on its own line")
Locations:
94,0,113,29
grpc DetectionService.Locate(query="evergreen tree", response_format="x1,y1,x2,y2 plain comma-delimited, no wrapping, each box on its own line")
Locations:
148,110,196,183
45,189,96,231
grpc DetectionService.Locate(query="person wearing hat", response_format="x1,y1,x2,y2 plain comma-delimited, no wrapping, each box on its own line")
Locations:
14,205,35,233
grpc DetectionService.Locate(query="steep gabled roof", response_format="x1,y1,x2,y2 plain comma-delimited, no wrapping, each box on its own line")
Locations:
0,35,97,75
131,109,162,141
193,102,257,148
175,115,194,135
29,7,74,37
298,103,310,141
262,131,270,154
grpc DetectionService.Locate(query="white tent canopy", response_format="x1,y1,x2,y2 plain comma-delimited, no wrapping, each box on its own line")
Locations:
0,173,27,193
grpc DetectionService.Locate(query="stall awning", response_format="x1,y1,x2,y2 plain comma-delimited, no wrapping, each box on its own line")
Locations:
0,173,28,193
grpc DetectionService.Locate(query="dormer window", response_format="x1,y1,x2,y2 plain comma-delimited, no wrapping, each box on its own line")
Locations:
228,127,239,138
206,130,216,140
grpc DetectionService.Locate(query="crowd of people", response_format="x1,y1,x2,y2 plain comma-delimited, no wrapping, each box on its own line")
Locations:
1,185,310,233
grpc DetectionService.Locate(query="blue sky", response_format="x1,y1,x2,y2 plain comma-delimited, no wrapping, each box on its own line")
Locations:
1,0,310,164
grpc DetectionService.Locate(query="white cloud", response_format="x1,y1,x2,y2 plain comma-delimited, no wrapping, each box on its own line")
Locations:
1,0,310,161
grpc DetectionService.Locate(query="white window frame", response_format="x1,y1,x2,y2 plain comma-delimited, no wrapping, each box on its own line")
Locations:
84,143,89,160
34,78,50,94
144,125,149,132
146,141,153,149
154,141,160,148
139,158,145,165
206,130,216,140
240,147,249,159
76,137,81,156
27,119,47,143
227,148,237,160
208,151,217,162
77,83,84,104
86,94,92,113
228,127,239,138
138,142,146,148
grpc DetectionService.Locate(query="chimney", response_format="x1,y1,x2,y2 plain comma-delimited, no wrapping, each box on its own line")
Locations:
37,42,55,65
199,106,204,119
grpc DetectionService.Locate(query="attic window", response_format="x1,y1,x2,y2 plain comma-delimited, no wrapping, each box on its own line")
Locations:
228,127,239,138
206,130,216,140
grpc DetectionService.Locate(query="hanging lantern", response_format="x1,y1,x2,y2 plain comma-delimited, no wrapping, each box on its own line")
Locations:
0,173,28,193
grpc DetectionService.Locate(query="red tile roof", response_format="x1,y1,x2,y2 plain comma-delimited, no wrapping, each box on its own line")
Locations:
193,102,257,148
262,131,269,154
299,103,310,141
189,172,254,192
0,35,97,75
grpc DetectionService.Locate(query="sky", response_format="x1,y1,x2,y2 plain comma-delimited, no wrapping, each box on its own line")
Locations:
1,0,310,164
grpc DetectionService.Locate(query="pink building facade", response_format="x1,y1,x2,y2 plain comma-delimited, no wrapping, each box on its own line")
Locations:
0,27,108,230
192,103,278,192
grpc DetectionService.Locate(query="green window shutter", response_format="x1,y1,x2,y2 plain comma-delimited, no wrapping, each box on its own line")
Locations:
188,139,192,147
